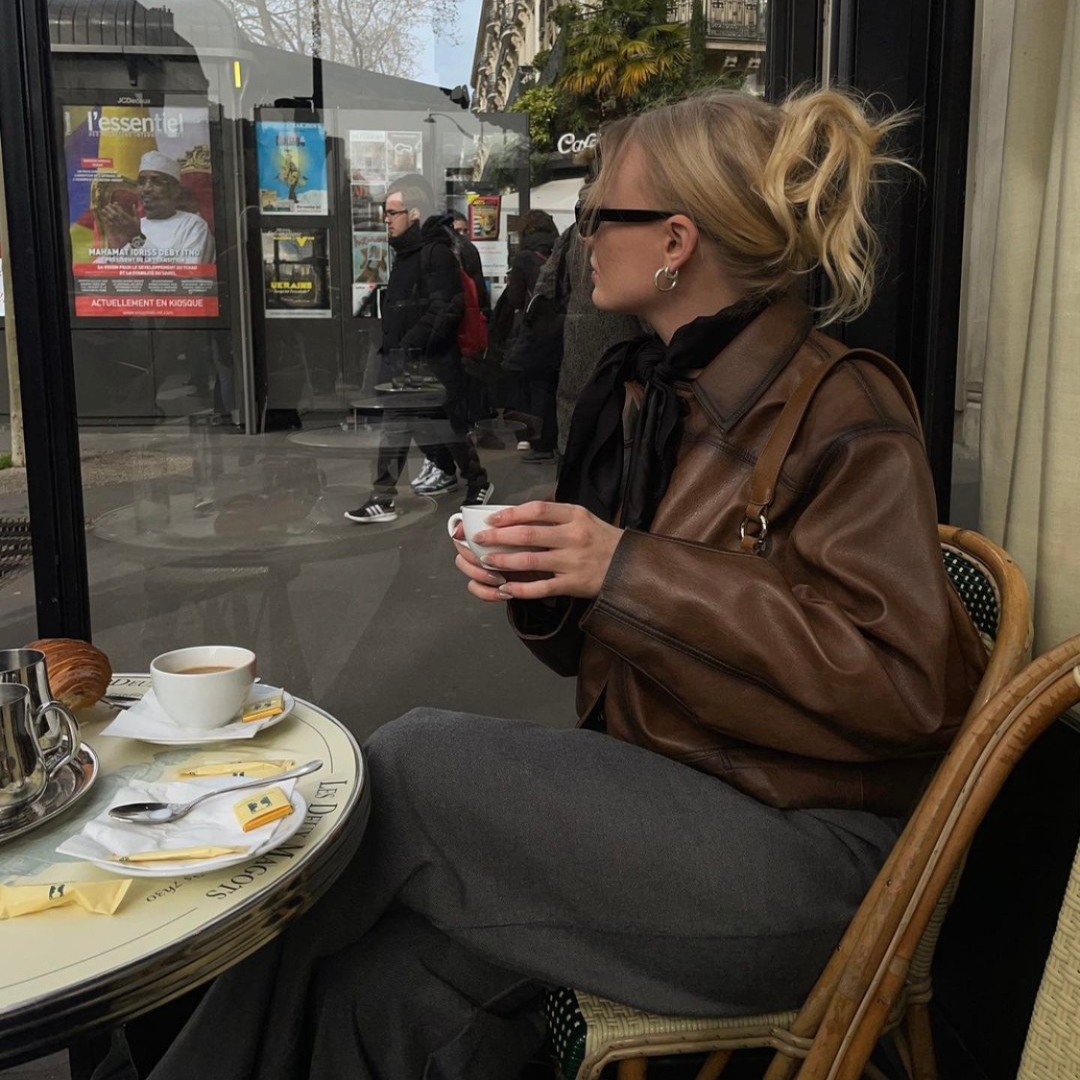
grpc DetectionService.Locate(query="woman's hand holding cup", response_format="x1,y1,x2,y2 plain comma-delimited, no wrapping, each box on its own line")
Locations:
450,501,623,602
448,504,546,602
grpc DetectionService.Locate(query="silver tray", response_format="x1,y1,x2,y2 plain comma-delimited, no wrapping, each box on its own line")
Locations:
0,745,99,847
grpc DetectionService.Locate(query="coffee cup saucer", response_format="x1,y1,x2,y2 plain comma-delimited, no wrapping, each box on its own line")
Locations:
100,686,296,745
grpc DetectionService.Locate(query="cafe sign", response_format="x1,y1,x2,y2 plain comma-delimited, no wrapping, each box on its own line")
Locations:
556,131,598,154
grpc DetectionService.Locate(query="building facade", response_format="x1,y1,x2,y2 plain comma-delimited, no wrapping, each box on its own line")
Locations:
472,0,561,112
471,0,767,112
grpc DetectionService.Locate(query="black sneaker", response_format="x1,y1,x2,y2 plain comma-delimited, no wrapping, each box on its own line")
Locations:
344,495,398,523
522,450,555,464
460,481,494,508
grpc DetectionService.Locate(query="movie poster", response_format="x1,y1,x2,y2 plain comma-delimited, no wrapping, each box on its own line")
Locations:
468,193,501,241
352,230,389,316
256,119,328,215
63,100,218,318
262,227,331,318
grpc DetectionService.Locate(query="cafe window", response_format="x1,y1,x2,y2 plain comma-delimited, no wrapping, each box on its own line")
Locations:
0,0,768,732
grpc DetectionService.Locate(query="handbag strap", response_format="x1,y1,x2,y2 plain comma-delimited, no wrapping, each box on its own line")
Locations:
739,348,922,554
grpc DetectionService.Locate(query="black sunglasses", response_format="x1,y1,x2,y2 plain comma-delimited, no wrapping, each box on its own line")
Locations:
574,201,679,238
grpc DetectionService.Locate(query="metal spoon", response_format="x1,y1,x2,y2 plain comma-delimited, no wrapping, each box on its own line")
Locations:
108,759,323,824
101,695,139,710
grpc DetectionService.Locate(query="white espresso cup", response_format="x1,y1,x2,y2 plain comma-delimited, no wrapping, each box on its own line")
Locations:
150,646,257,729
447,504,529,567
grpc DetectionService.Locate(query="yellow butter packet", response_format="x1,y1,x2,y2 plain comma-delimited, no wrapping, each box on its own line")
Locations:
0,879,132,919
233,786,294,832
241,694,285,723
176,759,297,779
114,846,248,864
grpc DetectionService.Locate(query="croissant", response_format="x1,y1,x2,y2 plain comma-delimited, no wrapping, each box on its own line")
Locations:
26,638,112,711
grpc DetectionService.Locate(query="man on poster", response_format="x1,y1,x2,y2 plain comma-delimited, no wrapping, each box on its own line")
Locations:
96,151,214,265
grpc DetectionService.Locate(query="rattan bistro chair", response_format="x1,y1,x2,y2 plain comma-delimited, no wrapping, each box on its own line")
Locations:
545,527,1031,1080
792,634,1080,1080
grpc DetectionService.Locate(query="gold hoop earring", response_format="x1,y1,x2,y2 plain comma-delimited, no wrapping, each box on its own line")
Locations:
654,266,679,293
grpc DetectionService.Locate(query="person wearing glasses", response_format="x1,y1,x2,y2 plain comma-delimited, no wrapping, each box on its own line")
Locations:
140,90,986,1080
345,175,493,522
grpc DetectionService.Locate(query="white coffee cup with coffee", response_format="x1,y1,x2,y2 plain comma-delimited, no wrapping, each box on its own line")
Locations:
447,504,530,568
150,646,257,729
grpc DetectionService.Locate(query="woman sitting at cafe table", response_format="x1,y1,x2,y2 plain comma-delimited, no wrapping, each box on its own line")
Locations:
142,87,987,1080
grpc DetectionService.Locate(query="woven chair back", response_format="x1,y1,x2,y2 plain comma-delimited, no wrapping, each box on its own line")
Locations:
794,635,1080,1080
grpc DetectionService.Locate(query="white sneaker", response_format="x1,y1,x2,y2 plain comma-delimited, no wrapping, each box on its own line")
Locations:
415,468,459,495
516,440,531,451
410,458,437,490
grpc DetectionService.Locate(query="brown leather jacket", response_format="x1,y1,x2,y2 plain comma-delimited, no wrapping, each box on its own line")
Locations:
510,295,987,815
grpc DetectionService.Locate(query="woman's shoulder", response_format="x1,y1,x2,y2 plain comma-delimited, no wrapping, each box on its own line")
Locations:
802,332,920,434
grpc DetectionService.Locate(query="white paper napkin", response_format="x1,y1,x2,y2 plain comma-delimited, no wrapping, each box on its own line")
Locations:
99,685,288,742
57,776,299,863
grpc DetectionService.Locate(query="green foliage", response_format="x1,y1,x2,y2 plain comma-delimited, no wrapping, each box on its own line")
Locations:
0,453,12,471
556,0,689,117
639,67,747,111
531,48,552,77
510,85,560,153
549,4,580,29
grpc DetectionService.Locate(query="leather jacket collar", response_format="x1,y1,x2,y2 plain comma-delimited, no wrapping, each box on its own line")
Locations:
690,292,815,433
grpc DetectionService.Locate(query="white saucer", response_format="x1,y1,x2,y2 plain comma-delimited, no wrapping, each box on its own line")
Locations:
102,688,295,745
80,792,307,878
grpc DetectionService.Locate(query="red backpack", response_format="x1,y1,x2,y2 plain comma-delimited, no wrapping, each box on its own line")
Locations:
456,268,488,359
420,242,489,359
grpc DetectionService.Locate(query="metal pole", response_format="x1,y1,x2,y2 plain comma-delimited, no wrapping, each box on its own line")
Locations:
0,139,25,468
0,0,91,638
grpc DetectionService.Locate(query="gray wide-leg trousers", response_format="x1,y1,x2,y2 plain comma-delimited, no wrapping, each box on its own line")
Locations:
147,709,901,1080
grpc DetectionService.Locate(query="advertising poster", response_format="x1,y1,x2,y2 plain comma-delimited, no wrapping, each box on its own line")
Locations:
352,230,389,316
468,193,501,241
347,129,425,222
256,119,328,215
349,131,387,184
387,132,423,177
63,100,218,318
348,130,388,231
261,227,331,318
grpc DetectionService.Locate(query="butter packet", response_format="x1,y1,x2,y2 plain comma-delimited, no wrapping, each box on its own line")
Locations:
233,786,294,832
175,759,297,780
241,694,285,724
113,846,247,864
0,879,132,919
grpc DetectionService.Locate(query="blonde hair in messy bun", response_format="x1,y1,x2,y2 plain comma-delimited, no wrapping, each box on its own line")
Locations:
585,87,911,324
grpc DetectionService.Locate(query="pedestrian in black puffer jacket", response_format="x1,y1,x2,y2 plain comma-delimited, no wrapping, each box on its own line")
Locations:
378,214,464,390
346,175,491,524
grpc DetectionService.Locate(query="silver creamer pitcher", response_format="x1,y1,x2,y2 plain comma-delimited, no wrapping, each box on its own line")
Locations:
0,648,79,754
0,683,79,819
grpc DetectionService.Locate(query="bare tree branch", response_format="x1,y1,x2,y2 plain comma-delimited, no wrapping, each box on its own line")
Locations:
218,0,460,78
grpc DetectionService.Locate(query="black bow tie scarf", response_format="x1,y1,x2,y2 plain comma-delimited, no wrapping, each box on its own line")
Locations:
557,302,766,532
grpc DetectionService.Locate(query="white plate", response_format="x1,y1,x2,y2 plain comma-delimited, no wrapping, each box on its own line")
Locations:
118,690,295,746
79,792,307,878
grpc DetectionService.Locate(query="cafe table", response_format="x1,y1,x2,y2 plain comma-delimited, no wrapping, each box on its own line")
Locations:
0,675,369,1069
